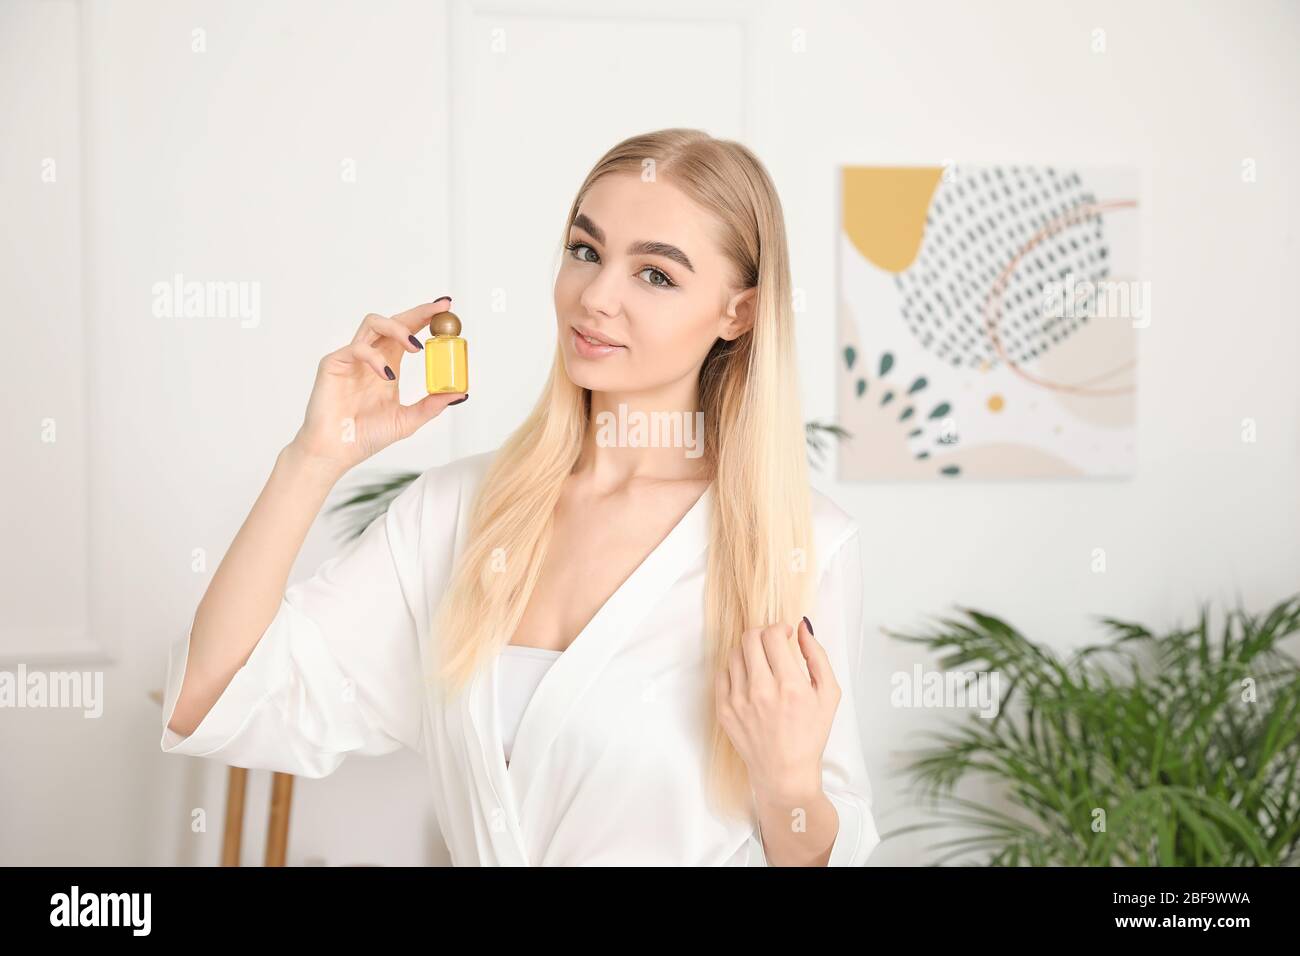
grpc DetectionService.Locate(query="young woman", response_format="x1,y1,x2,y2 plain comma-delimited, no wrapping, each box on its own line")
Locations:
161,128,879,867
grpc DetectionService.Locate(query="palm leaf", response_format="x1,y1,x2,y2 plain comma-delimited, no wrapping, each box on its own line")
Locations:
888,593,1300,866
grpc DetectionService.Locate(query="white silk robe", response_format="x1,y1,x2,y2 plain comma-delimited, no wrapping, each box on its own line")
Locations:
159,450,881,866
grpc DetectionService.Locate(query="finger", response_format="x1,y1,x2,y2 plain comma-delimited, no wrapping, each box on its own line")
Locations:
740,625,776,694
395,390,467,437
796,617,836,695
351,315,404,372
391,297,453,333
727,645,748,702
353,312,425,353
347,341,397,383
760,622,803,686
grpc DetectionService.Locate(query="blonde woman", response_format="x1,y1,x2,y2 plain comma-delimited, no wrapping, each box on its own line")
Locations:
161,128,879,867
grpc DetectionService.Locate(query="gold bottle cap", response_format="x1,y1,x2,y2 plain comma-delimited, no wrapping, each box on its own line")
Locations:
430,311,461,336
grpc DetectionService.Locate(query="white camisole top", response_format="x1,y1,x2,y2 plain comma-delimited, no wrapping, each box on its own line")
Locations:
497,644,562,765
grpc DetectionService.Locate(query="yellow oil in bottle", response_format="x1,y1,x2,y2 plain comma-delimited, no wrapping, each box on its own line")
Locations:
425,310,468,394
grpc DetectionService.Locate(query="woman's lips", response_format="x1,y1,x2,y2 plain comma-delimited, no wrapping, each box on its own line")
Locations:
571,326,626,358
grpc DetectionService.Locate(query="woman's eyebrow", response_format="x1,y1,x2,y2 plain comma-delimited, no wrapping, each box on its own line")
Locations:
572,212,695,273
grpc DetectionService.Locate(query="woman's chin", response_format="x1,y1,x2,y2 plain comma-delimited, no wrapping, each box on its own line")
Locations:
567,370,611,393
561,355,614,392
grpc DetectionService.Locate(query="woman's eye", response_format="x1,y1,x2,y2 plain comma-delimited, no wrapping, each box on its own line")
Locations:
568,241,598,263
567,241,674,288
637,267,674,288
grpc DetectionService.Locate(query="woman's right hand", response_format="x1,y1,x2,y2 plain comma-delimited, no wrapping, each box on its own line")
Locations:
288,298,467,477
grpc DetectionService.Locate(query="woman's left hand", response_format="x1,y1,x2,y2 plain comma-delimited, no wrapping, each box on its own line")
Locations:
715,617,840,807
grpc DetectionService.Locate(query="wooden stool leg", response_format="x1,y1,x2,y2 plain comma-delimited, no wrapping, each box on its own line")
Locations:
221,766,247,867
264,772,295,866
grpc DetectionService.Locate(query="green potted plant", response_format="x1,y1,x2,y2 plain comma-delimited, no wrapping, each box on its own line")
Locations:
882,593,1300,865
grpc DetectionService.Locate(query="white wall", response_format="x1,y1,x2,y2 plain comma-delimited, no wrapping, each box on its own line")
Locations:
1,0,1295,866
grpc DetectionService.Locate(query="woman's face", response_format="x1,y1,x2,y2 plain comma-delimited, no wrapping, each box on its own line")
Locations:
554,170,754,399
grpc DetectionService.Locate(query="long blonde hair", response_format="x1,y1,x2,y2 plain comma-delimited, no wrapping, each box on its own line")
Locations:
429,128,815,822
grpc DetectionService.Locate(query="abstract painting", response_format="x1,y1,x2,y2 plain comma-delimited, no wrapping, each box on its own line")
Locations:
837,165,1142,480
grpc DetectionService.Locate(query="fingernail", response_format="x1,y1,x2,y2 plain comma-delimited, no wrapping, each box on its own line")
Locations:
802,615,814,636
434,295,452,304
384,366,395,380
449,395,468,405
408,334,423,350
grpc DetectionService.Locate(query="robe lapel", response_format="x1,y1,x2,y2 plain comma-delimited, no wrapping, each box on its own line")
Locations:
449,657,529,864
460,482,713,863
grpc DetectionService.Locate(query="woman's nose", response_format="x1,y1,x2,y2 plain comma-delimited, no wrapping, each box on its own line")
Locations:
578,263,622,317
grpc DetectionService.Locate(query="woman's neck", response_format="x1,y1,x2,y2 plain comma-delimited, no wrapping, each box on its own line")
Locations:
574,387,709,489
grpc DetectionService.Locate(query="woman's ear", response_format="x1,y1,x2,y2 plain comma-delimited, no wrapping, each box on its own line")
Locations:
719,286,757,341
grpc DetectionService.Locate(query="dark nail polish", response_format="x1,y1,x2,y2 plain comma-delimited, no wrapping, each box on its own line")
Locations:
434,295,452,304
449,396,468,405
409,334,423,350
802,615,814,636
384,365,395,380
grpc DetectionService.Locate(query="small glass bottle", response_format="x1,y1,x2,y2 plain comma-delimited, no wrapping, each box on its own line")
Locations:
425,310,468,395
